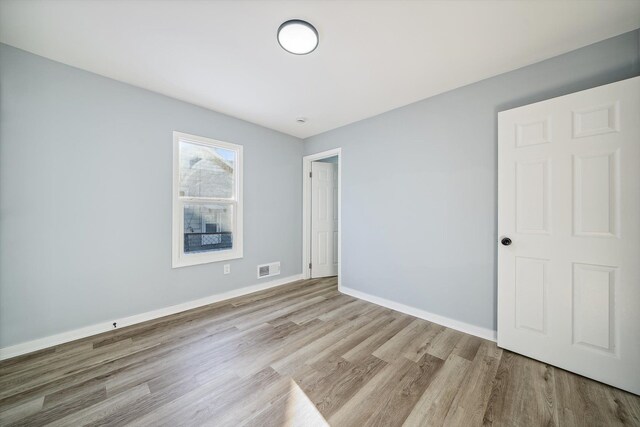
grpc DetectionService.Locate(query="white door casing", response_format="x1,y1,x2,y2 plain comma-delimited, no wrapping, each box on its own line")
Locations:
311,161,339,278
498,77,640,395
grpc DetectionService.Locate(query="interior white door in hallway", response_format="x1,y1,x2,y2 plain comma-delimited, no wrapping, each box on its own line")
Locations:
497,76,640,395
311,161,338,278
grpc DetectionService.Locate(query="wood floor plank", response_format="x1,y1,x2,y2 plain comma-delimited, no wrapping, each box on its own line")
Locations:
614,388,640,425
341,315,414,363
293,353,388,420
0,277,637,426
44,381,107,413
316,298,369,321
402,354,472,427
125,367,243,426
328,357,418,426
364,353,444,426
482,351,558,426
240,378,330,427
450,334,483,361
328,353,442,426
230,295,328,331
401,321,445,362
424,326,466,360
304,314,396,366
90,365,233,425
0,338,136,392
554,366,639,426
45,382,150,427
230,320,331,378
0,324,222,408
271,311,377,376
372,318,431,363
0,396,44,426
442,340,503,426
206,369,293,426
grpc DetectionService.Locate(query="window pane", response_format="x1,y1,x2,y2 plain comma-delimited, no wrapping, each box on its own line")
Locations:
179,141,236,199
183,204,233,253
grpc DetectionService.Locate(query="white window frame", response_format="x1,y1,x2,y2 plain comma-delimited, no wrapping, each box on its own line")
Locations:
172,131,243,268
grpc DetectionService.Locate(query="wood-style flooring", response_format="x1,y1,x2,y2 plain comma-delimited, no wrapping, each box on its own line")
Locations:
1,277,638,426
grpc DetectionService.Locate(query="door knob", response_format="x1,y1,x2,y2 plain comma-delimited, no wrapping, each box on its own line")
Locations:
501,237,512,246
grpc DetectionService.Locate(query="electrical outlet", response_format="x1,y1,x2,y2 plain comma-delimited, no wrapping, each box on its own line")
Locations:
224,264,231,274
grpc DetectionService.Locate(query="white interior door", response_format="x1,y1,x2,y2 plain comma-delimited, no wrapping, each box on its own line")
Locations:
311,161,338,278
498,76,640,395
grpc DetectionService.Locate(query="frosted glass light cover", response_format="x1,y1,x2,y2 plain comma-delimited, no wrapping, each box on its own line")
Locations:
277,20,318,55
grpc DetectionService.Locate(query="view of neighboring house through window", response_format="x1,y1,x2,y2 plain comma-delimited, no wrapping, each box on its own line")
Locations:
172,132,243,267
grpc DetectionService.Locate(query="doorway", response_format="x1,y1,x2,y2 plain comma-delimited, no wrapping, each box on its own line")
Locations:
302,148,341,284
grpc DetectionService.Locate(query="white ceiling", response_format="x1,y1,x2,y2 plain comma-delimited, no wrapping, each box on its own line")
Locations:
1,1,639,139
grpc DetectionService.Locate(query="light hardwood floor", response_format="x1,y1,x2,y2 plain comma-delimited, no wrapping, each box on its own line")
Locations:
1,277,638,426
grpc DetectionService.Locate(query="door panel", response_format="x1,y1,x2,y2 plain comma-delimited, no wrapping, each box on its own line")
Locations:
516,117,551,147
573,150,619,237
516,159,551,234
572,263,616,354
498,76,639,395
515,256,548,334
572,102,619,138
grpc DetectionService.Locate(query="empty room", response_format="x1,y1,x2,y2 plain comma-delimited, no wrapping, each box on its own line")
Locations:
1,1,639,426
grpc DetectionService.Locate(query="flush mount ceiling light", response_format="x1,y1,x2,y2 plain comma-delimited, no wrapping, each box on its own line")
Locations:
277,19,318,55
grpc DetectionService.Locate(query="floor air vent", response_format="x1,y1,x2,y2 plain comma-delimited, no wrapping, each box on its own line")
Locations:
257,262,281,279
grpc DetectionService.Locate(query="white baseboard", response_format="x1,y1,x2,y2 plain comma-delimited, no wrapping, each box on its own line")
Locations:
0,274,303,361
340,286,497,342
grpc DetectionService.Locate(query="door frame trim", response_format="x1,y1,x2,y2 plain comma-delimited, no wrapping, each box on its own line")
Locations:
302,148,342,288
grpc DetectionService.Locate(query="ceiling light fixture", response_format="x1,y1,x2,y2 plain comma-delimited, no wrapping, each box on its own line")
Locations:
277,20,318,55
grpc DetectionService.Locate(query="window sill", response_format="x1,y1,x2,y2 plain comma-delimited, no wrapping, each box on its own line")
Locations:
172,249,243,268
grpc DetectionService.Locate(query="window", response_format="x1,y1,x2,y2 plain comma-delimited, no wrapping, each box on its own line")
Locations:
172,132,243,267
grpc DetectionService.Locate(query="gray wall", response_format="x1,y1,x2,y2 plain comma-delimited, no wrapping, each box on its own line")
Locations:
0,44,303,348
303,30,640,332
